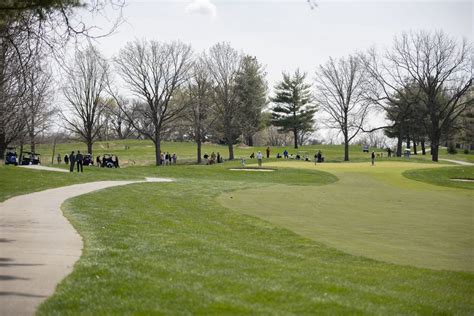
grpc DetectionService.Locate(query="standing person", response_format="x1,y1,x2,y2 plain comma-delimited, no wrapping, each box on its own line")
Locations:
257,151,263,167
387,148,392,158
114,155,120,168
69,151,75,172
64,154,69,165
172,153,177,164
266,146,270,159
371,151,375,166
283,149,288,159
168,152,172,165
210,152,216,165
217,152,221,163
96,155,101,167
56,154,61,165
76,151,84,172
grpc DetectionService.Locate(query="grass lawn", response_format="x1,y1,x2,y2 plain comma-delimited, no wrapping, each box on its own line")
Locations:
219,162,474,272
1,149,473,314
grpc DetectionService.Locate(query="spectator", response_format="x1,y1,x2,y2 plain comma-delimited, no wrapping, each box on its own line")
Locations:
283,149,289,159
76,151,84,172
210,152,216,165
257,151,263,167
57,154,61,164
266,146,270,159
69,151,75,172
114,155,120,168
172,153,177,164
96,155,101,167
371,151,375,166
217,152,221,163
250,152,255,159
64,154,69,165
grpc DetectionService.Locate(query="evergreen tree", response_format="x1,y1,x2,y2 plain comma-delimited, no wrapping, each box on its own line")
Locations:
235,55,267,146
271,70,316,149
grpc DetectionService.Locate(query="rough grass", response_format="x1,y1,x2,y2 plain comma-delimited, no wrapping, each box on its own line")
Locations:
38,179,474,315
404,166,474,190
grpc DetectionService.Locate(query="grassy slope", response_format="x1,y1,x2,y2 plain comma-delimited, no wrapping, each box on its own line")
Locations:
39,177,473,315
219,162,474,272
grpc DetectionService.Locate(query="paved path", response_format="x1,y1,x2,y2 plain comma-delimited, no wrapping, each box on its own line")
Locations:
0,178,173,316
18,165,69,173
439,158,474,166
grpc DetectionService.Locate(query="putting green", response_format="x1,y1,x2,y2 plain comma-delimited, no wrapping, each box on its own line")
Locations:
217,161,474,272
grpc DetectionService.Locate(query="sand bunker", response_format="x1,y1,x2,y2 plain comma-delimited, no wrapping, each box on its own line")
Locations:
450,178,474,182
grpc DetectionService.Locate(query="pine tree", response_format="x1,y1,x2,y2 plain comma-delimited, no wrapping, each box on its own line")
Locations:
271,70,316,149
235,55,267,146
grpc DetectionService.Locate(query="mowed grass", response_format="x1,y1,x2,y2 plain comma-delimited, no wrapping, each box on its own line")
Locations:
219,162,474,272
38,175,473,314
404,166,474,190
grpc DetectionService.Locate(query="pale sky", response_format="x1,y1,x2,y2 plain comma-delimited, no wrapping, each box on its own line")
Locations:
86,0,472,88
77,0,472,141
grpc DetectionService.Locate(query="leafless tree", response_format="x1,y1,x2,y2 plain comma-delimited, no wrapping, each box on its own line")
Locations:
362,30,473,161
62,44,109,154
113,40,193,166
24,59,56,153
0,31,27,159
185,56,214,163
315,55,371,161
205,42,242,160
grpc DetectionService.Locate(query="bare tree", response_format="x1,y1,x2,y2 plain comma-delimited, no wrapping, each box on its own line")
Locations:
185,56,214,163
362,31,473,161
62,44,109,154
315,55,371,161
24,59,56,153
205,42,242,160
0,30,27,159
113,40,193,166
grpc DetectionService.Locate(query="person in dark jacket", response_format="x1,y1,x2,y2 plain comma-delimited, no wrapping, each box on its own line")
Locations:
371,151,375,166
64,154,69,165
76,151,84,172
69,151,75,172
114,155,119,168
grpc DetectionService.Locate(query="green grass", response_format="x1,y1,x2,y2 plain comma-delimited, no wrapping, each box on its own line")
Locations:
39,177,473,315
404,166,474,190
1,144,473,314
219,162,474,272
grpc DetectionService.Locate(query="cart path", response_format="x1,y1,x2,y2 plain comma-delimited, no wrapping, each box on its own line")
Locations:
0,178,173,316
18,165,69,173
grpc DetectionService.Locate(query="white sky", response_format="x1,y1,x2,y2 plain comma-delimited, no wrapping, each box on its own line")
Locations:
77,0,472,141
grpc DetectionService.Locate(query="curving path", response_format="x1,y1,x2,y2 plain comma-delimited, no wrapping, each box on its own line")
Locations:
0,178,173,316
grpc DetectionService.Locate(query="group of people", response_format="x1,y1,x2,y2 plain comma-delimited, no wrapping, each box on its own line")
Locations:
203,152,222,165
61,151,85,173
160,152,177,165
59,152,120,172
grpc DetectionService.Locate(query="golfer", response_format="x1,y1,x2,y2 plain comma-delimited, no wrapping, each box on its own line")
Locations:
69,151,75,172
371,151,375,166
257,151,263,167
76,151,84,172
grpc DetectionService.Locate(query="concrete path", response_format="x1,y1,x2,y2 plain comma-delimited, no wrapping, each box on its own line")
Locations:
0,178,173,316
439,158,474,166
18,165,69,173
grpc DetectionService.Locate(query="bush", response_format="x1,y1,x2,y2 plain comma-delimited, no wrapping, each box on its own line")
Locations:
447,143,457,154
464,149,469,154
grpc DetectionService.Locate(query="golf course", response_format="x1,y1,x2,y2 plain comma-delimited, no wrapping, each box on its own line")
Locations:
0,141,473,314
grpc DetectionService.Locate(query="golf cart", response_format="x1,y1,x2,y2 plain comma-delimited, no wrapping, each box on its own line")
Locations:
5,147,18,165
363,145,369,153
101,154,115,168
20,152,41,165
83,153,93,166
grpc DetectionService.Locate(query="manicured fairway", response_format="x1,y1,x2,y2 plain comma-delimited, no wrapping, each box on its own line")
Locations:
218,162,474,272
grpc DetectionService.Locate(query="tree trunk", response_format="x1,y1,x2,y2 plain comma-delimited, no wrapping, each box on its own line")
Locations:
421,140,426,155
293,129,298,149
227,142,234,160
247,135,253,147
87,140,93,155
197,139,202,164
431,136,439,162
30,133,36,153
154,132,161,166
413,141,417,155
396,124,404,157
344,139,349,161
0,132,6,160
